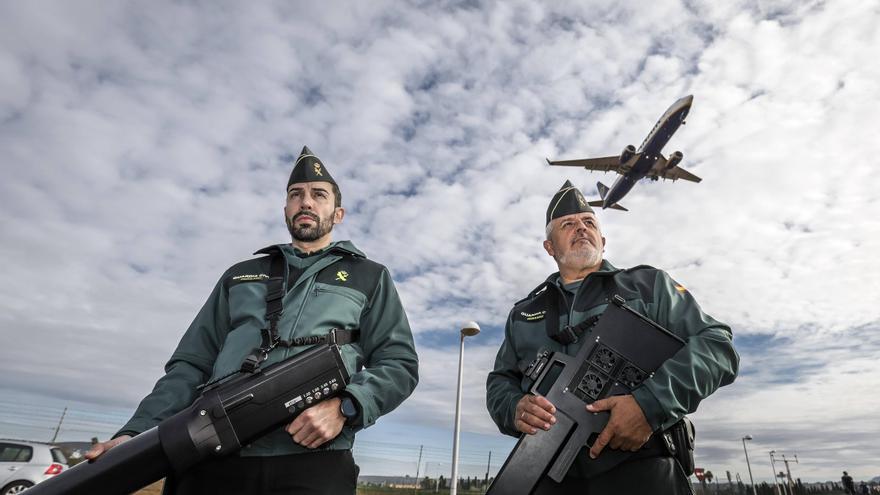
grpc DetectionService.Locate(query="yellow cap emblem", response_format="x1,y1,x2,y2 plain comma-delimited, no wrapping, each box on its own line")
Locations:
314,163,323,176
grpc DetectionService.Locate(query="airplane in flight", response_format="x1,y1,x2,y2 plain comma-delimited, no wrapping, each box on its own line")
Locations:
546,95,701,211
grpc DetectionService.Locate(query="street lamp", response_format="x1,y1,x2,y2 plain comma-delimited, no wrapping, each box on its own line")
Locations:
742,435,757,495
450,321,480,495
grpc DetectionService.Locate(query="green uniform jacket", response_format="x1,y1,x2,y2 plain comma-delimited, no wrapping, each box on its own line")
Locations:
486,260,738,439
118,241,419,456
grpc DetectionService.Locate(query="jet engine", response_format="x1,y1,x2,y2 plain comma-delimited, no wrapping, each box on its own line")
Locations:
619,144,636,164
664,151,683,169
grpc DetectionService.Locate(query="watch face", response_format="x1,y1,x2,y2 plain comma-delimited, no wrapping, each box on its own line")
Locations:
341,397,357,419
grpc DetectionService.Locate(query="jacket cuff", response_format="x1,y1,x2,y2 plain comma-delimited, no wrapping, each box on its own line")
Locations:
631,386,666,432
499,392,523,437
341,384,377,430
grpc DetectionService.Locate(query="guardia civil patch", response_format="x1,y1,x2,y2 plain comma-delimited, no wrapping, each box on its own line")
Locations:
520,310,546,321
232,274,270,281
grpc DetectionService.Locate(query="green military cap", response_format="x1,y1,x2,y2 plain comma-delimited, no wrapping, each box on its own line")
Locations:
287,145,338,189
546,180,593,225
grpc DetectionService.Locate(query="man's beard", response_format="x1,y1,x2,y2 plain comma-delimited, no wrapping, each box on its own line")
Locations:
287,211,334,241
556,243,602,269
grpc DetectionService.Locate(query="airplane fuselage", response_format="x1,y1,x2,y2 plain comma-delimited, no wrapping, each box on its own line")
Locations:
602,95,692,208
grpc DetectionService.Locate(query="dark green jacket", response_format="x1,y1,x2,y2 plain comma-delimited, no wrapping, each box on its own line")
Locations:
118,241,419,456
486,260,738,439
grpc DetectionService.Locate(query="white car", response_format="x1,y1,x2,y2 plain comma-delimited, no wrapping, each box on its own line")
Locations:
0,440,67,494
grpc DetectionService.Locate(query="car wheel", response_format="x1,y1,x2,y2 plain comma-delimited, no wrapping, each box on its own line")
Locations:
2,481,34,495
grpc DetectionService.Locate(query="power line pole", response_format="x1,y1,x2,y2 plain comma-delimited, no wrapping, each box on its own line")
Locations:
415,445,423,487
781,454,798,495
484,451,492,493
50,406,67,443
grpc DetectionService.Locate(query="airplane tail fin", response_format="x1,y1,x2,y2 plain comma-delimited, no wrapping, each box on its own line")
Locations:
589,182,628,211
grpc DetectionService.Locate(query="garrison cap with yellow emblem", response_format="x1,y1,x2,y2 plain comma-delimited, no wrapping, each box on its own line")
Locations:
287,145,338,189
546,180,594,225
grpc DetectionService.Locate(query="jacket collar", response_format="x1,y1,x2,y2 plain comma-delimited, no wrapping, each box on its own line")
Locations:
530,259,621,298
254,240,366,259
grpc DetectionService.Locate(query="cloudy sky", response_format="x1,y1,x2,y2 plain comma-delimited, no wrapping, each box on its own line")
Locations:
1,0,878,484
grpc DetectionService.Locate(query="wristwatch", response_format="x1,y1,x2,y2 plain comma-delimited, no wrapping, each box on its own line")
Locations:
339,395,359,424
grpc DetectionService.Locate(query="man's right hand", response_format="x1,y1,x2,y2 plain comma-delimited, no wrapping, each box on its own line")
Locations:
84,435,131,461
514,394,556,435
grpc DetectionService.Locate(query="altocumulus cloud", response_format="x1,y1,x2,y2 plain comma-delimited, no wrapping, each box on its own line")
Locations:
0,0,878,481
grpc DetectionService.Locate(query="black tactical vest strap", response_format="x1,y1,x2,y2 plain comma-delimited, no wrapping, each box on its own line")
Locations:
240,250,359,373
262,253,286,348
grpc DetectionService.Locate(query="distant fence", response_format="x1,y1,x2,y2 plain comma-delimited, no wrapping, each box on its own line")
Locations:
2,400,874,495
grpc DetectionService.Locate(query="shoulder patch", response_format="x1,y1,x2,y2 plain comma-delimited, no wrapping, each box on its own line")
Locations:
223,256,273,289
512,284,553,322
518,309,547,321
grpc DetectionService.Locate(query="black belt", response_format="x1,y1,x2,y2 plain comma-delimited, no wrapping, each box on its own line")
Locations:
625,433,672,462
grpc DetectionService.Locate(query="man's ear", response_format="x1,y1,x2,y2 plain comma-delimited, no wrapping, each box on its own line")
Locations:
543,239,555,258
333,207,345,224
601,236,606,251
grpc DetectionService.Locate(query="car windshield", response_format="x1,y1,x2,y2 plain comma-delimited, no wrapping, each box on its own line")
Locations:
51,447,68,465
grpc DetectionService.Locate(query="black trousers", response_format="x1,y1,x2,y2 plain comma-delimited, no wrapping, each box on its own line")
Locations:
167,450,359,495
533,456,694,495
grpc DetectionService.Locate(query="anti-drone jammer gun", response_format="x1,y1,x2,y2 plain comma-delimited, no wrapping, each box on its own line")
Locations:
29,342,350,495
487,296,686,494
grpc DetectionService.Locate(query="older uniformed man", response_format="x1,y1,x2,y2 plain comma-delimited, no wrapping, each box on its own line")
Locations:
88,146,419,494
487,180,738,494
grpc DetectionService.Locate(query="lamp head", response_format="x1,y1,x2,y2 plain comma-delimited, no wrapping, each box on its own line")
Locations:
461,321,481,337
743,435,753,441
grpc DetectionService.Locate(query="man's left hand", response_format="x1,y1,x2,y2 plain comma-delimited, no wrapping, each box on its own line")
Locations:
585,394,652,459
285,397,345,449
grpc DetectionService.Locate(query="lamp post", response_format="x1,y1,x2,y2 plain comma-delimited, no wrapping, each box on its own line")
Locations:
742,435,757,495
450,321,480,495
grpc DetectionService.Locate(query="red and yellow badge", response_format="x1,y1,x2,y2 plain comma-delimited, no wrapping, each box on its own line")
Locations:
674,284,687,293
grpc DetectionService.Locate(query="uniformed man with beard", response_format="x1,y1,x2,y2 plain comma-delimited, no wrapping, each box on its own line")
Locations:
87,146,419,494
486,180,738,494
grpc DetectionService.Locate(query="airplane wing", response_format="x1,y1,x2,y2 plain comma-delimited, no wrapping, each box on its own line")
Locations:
662,166,702,183
546,156,623,173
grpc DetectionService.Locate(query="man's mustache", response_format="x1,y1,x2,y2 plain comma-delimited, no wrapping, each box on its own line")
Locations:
572,236,592,246
293,211,319,223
